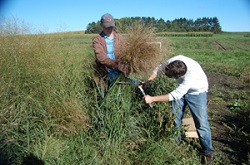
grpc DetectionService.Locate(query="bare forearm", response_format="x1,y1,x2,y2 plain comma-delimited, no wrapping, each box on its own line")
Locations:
148,72,157,81
151,94,170,102
144,94,170,104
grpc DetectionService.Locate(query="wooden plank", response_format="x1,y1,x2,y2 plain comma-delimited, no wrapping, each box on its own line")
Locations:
182,118,199,138
182,117,196,131
185,131,199,138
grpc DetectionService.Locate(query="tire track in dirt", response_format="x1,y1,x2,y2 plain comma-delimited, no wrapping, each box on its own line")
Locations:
213,41,227,50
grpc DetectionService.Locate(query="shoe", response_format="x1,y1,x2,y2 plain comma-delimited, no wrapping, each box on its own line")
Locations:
201,154,213,164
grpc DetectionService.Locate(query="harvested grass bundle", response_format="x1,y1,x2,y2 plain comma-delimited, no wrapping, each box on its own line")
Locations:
120,22,165,77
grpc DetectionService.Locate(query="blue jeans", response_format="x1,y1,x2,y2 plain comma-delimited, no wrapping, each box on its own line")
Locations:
172,92,214,155
107,69,120,88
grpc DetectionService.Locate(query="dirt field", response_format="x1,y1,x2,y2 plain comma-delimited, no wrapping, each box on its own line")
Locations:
206,72,249,164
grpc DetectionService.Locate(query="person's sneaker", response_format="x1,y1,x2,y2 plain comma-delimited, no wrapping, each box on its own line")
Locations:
201,154,213,164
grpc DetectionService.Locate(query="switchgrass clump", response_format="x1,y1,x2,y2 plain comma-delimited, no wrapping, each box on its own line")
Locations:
120,22,167,77
0,33,91,136
0,19,93,164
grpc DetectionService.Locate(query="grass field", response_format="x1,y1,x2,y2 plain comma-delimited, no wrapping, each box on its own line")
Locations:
0,31,249,165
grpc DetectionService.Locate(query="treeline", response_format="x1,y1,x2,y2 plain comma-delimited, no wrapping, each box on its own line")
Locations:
85,17,222,34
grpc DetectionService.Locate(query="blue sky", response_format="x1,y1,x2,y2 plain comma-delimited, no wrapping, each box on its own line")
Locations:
1,0,250,33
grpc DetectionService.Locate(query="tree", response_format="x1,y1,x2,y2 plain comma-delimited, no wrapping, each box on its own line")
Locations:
155,18,166,32
166,20,171,31
85,16,222,34
85,22,102,34
211,17,222,33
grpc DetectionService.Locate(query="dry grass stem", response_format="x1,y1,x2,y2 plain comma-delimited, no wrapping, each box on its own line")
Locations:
120,22,167,76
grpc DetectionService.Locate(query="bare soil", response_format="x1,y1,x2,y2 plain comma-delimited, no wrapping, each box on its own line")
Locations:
206,72,249,164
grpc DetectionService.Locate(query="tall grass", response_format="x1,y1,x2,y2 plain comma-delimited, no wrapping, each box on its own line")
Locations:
0,29,200,163
0,21,93,163
1,19,249,164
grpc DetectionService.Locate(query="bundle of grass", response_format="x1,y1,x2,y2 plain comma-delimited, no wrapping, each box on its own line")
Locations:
119,22,166,77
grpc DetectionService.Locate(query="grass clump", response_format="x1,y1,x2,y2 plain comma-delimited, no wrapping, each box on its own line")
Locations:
0,21,92,163
120,22,170,77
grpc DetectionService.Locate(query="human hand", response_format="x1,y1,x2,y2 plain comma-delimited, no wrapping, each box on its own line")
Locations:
117,62,131,77
144,95,153,104
142,80,151,89
113,59,120,69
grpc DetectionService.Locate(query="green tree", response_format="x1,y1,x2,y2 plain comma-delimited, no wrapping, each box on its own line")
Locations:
85,16,222,34
155,18,166,32
211,17,222,33
85,22,102,34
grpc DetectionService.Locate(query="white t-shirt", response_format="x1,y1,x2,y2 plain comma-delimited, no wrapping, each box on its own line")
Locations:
153,55,208,101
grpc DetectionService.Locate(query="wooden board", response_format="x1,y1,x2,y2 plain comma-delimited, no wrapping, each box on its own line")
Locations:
182,118,199,138
185,131,199,138
182,117,196,131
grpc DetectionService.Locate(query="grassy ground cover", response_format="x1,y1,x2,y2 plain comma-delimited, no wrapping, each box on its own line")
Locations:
0,31,249,164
